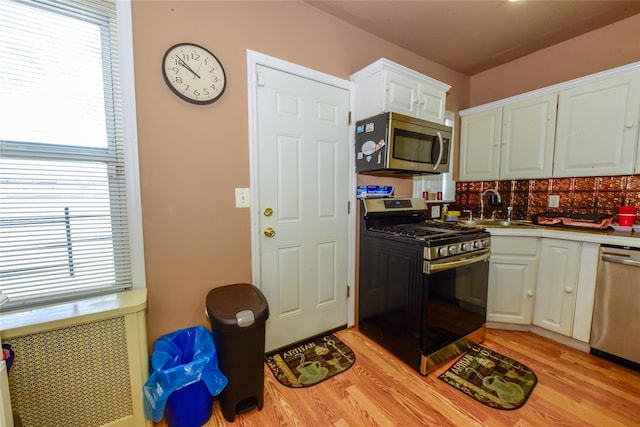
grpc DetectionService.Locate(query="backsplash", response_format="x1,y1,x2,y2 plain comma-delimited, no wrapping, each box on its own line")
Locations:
455,175,640,221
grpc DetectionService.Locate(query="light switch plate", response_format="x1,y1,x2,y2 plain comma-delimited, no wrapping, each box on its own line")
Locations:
431,205,441,219
235,188,250,208
548,194,560,208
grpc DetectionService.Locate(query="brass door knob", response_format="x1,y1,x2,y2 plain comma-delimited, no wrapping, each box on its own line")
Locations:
263,227,276,237
264,207,273,217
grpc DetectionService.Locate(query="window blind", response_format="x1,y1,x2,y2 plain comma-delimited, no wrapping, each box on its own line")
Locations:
0,0,133,308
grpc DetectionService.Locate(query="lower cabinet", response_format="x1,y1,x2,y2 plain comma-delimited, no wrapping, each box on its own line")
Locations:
533,238,581,336
487,236,539,324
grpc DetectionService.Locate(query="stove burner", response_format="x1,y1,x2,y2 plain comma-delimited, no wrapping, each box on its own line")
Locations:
368,221,478,241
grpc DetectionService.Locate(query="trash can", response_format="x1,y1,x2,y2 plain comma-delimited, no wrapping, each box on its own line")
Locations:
143,326,228,427
206,283,269,422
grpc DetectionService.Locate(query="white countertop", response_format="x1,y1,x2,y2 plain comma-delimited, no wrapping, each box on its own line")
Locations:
484,224,640,248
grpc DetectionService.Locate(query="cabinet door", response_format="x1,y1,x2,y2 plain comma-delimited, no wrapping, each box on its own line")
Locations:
382,70,420,118
416,83,446,124
533,238,581,336
500,94,557,179
487,255,538,324
459,108,502,181
554,71,640,177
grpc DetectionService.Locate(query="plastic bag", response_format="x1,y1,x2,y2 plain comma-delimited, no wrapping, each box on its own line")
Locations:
2,344,14,371
143,326,227,422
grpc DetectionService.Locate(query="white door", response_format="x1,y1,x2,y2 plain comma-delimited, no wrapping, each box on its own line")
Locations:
255,64,350,351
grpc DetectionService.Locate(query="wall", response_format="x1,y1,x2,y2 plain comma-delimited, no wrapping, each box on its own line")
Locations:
457,15,640,222
469,14,640,106
130,0,469,346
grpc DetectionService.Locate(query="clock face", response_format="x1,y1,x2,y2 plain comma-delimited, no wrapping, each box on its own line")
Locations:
162,43,226,105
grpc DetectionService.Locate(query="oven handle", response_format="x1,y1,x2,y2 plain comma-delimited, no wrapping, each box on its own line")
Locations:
424,250,491,274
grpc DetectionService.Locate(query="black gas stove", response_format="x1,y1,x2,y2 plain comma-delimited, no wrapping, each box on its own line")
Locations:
358,197,490,375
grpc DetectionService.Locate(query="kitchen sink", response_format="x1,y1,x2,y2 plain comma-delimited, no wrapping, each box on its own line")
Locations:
459,219,537,228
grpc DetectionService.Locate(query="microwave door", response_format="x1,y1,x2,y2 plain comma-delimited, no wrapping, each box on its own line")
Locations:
393,130,422,162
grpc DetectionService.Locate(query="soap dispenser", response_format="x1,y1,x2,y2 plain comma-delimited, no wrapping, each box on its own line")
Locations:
441,204,449,221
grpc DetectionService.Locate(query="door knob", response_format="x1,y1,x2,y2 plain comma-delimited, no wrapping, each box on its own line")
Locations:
263,227,276,237
264,207,273,217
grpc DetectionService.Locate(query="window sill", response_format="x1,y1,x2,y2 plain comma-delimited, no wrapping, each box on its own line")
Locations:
0,289,147,339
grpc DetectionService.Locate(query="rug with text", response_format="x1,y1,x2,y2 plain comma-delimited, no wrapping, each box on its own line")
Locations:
439,344,537,410
265,334,355,388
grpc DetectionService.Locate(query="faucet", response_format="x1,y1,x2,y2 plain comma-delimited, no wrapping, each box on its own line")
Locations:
506,206,513,222
490,209,502,220
462,209,473,221
480,189,501,220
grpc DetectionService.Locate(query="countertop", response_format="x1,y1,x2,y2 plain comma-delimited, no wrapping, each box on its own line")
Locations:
483,223,640,248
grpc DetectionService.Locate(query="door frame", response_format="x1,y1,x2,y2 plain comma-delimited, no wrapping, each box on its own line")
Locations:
246,49,356,328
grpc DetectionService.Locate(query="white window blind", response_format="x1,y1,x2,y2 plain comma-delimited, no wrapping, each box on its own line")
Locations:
0,0,134,309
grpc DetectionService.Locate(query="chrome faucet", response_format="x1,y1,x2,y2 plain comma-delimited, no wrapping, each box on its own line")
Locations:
480,189,501,220
507,206,513,222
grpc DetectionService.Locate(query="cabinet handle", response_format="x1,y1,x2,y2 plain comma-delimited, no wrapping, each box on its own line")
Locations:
564,286,574,293
625,122,634,128
526,290,534,297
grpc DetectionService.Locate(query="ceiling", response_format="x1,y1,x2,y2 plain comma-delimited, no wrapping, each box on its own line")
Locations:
305,0,640,76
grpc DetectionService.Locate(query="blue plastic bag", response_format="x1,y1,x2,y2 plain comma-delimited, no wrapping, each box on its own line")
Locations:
143,326,228,422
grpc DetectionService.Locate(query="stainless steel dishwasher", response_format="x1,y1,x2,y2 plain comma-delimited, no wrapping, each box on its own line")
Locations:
590,245,640,371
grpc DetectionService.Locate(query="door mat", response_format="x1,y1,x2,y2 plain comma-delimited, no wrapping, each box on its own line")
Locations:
265,334,355,388
439,344,537,410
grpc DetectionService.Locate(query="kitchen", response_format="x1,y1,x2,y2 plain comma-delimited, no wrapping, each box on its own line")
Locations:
1,1,640,426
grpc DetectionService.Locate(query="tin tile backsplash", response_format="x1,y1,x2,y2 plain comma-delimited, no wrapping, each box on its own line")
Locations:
455,175,640,220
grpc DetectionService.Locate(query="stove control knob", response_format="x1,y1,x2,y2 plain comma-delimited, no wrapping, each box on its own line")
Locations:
438,247,448,257
473,240,482,249
481,239,490,248
461,243,471,252
448,245,457,255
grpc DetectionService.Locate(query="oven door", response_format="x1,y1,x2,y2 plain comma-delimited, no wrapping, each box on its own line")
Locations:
421,249,490,362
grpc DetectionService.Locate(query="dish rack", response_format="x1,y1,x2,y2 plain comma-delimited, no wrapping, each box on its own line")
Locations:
531,212,614,229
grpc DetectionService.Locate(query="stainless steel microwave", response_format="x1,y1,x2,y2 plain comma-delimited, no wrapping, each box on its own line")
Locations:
355,112,452,175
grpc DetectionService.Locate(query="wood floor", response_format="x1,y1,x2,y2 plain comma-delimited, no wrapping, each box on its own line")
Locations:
156,327,640,426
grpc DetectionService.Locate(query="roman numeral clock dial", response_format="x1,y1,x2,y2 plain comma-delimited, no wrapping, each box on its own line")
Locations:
162,43,226,105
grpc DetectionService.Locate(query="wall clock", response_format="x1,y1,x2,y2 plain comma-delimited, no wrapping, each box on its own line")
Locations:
162,42,226,105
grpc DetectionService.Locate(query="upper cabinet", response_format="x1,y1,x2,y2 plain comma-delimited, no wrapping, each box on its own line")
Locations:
553,70,640,178
459,94,557,181
351,58,450,123
459,107,502,181
459,62,640,181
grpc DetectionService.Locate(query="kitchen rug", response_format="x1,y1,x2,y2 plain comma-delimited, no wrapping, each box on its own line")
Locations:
265,333,355,388
439,344,537,410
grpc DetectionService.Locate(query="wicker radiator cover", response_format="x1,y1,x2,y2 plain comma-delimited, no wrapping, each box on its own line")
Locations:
5,317,134,427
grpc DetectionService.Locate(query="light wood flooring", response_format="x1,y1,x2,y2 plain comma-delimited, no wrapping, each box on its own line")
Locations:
156,327,640,426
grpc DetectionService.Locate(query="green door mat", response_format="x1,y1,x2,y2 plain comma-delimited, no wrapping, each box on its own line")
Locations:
266,334,355,388
439,344,537,410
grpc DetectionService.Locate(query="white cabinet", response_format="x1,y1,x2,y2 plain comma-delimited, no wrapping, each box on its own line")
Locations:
487,236,539,324
533,238,581,336
459,94,557,181
459,107,501,181
351,58,450,123
553,70,640,177
500,94,557,179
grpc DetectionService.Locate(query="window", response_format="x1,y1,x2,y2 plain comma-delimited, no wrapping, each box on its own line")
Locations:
0,0,144,309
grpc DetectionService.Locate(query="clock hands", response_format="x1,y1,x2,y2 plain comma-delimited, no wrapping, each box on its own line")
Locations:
175,56,201,79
